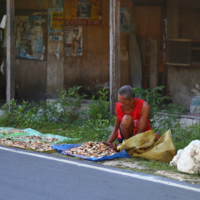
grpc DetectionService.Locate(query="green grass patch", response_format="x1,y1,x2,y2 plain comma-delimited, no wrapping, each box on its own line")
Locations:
1,86,200,184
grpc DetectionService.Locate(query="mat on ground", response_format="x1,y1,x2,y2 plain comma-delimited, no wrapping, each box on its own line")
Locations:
52,144,131,161
0,127,79,144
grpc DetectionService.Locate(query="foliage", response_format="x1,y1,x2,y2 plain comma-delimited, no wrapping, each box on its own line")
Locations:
172,124,200,150
44,86,87,124
154,103,187,134
133,86,187,134
0,86,86,128
86,87,110,120
0,99,41,128
2,85,197,151
69,118,112,142
0,86,113,142
133,86,168,120
132,86,200,151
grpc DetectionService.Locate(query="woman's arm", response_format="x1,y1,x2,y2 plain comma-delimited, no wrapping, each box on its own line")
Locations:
107,109,120,143
136,101,150,134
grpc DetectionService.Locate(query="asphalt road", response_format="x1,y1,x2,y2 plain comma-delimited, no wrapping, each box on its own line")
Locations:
0,146,200,200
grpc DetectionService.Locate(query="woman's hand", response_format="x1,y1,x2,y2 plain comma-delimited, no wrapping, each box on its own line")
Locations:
102,142,118,151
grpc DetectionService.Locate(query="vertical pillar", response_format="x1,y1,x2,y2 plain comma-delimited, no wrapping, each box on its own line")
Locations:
6,0,15,103
110,0,120,115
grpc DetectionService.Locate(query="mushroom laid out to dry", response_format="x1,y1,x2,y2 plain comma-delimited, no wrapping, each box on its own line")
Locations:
0,129,25,135
5,135,59,143
0,137,53,152
65,141,117,158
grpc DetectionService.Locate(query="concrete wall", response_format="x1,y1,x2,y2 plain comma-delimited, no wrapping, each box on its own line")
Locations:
15,0,58,101
15,59,47,101
154,112,200,130
13,0,162,101
64,0,135,95
64,2,162,95
15,0,135,100
167,0,200,108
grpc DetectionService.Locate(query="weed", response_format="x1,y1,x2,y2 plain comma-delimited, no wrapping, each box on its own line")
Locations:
0,99,41,128
173,124,200,150
86,87,110,120
133,86,168,121
0,86,86,129
133,86,187,134
1,85,199,152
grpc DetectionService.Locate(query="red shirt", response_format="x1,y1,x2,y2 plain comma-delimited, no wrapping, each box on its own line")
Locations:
116,98,152,133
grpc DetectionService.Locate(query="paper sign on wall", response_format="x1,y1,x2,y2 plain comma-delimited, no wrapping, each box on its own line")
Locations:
15,14,47,60
120,7,131,32
65,26,82,56
48,8,64,41
65,0,102,26
52,0,64,8
51,12,63,29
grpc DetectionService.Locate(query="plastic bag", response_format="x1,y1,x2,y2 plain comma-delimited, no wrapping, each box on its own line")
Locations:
190,84,200,114
190,96,200,113
117,130,176,163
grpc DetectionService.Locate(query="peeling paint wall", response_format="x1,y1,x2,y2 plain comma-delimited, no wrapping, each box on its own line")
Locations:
64,0,162,94
64,0,135,94
15,0,50,101
13,0,162,101
47,40,64,97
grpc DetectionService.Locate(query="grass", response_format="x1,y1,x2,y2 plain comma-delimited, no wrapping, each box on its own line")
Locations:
27,121,200,185
1,118,200,185
0,85,200,185
35,120,114,144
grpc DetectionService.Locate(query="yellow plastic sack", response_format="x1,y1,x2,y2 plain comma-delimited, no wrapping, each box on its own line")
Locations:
117,129,176,163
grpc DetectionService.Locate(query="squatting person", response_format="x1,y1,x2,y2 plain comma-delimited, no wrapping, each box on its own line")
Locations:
106,85,161,150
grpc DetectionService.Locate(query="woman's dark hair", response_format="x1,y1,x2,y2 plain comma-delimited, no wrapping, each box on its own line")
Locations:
118,85,135,100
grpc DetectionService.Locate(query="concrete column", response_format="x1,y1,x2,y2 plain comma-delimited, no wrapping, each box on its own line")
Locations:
109,0,120,115
6,0,15,103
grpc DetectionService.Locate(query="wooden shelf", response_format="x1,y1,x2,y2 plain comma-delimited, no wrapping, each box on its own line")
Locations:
168,38,191,42
167,39,200,67
166,63,190,67
192,47,200,50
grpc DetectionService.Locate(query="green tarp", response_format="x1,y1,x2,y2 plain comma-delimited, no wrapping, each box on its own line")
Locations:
0,127,79,144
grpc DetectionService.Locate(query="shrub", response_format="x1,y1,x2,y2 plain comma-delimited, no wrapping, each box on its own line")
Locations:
0,86,86,128
133,86,187,134
86,87,110,120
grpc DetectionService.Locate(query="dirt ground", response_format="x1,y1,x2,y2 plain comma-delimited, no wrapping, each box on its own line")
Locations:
102,159,200,185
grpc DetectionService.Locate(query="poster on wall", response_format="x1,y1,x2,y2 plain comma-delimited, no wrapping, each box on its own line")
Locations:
65,0,102,26
48,8,64,41
64,26,82,56
52,0,64,8
14,13,47,60
120,7,131,32
51,12,63,29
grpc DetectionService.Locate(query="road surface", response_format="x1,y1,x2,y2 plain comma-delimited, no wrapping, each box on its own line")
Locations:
0,146,200,200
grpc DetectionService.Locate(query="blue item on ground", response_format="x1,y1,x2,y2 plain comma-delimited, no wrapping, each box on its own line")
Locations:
52,144,131,161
